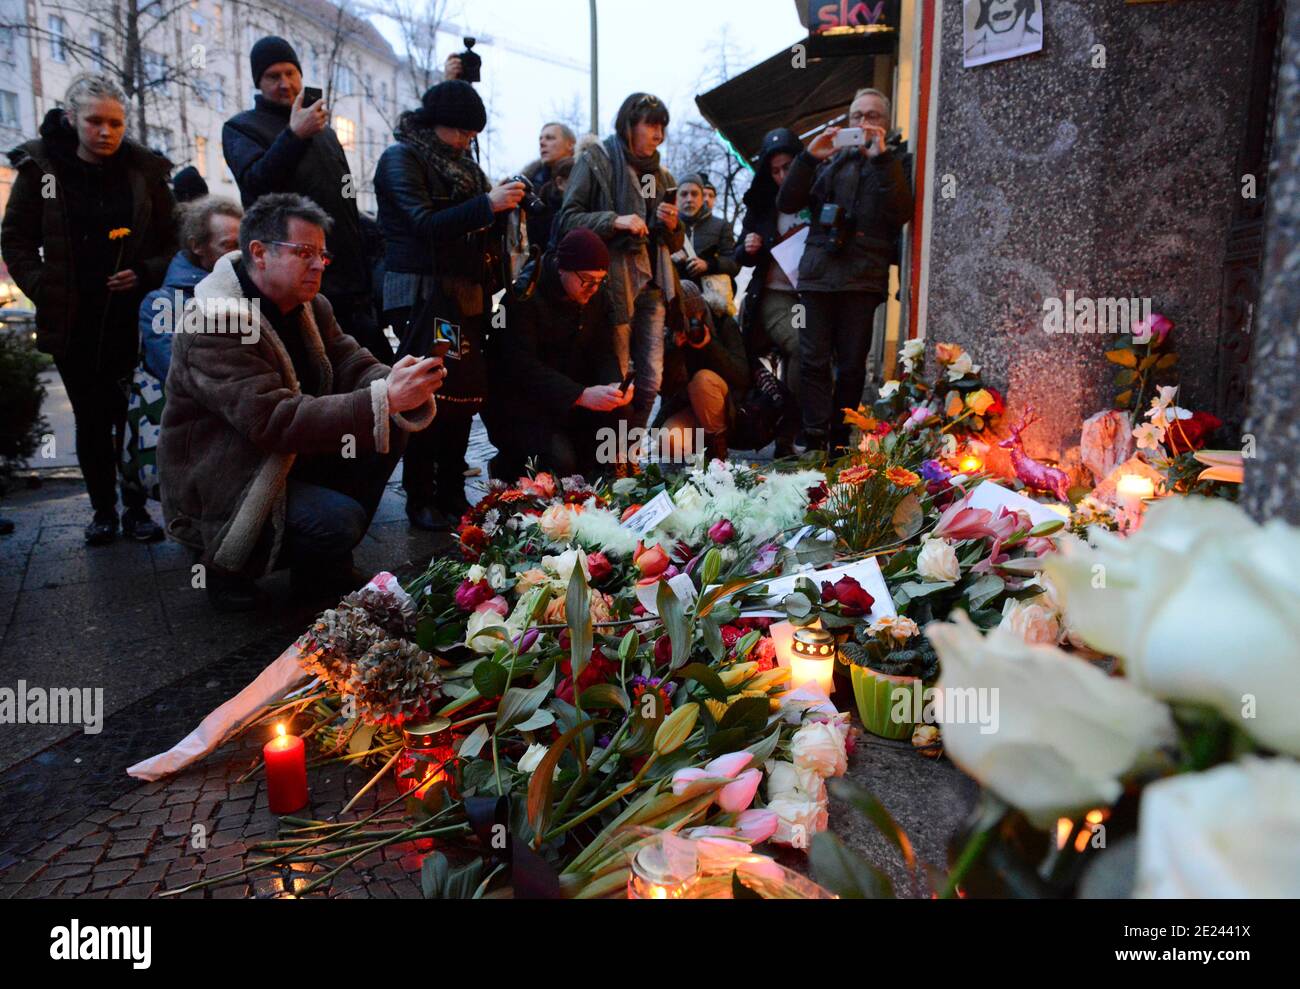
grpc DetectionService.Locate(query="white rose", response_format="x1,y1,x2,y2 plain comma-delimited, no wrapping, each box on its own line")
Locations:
917,537,961,583
766,760,827,802
947,353,979,381
465,564,486,584
927,612,1176,828
879,380,900,399
517,742,559,780
541,547,589,585
486,563,511,591
768,793,829,849
1044,496,1300,757
999,596,1062,646
611,477,639,496
465,609,509,655
1136,757,1300,898
791,721,848,778
902,338,926,361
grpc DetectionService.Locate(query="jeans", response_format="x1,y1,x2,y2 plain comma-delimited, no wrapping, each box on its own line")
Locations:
54,357,145,516
797,290,884,446
613,288,666,433
760,289,802,398
282,443,404,569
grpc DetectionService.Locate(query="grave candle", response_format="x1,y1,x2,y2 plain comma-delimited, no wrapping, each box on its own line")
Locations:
264,723,308,815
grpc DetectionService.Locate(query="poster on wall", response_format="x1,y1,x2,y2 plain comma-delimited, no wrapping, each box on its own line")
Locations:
963,0,1044,67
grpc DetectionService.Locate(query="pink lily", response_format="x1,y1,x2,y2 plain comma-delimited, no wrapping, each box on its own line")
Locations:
735,808,779,844
933,498,995,541
474,595,509,617
670,751,753,797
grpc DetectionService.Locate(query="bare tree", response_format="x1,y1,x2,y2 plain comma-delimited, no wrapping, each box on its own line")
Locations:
665,38,754,226
1,0,249,147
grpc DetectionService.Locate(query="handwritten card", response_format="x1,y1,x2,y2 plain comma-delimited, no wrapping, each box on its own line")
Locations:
620,490,676,538
965,480,1064,528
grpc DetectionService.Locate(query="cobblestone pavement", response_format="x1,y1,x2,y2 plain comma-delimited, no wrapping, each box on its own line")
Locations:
0,427,978,900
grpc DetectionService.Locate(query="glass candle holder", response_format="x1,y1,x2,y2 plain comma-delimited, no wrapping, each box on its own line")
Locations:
790,626,838,696
627,844,695,899
395,718,457,798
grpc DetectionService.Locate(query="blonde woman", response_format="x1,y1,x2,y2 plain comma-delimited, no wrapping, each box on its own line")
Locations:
2,74,177,544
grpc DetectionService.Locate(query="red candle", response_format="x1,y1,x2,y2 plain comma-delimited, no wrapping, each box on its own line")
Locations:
264,724,308,814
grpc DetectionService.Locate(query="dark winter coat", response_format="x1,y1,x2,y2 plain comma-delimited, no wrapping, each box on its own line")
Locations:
158,254,434,579
677,206,739,284
655,308,751,428
222,96,369,300
138,250,209,381
2,109,177,361
775,146,913,295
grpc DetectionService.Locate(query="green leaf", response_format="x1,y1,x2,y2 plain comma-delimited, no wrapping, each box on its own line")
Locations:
566,564,592,686
657,580,693,671
472,661,509,700
966,574,1006,612
784,591,813,619
733,629,761,659
1156,353,1178,369
1114,368,1136,386
1028,519,1065,537
421,851,449,899
839,640,871,668
496,668,557,732
809,832,893,899
1138,353,1159,372
744,726,782,765
415,616,439,651
513,708,556,732
526,718,597,837
701,617,725,662
347,721,377,756
579,683,630,711
1105,349,1137,368
445,860,485,899
718,696,770,734
706,727,749,756
898,580,956,599
678,662,730,702
1115,389,1133,408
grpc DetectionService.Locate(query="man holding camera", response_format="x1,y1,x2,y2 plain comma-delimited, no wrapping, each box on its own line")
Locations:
653,281,750,464
776,88,913,452
482,229,629,478
222,37,390,362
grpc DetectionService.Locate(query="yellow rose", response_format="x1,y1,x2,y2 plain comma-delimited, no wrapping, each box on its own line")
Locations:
935,343,964,365
538,503,574,542
966,389,995,415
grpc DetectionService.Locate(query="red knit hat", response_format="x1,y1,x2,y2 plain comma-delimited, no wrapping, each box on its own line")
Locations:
556,228,611,272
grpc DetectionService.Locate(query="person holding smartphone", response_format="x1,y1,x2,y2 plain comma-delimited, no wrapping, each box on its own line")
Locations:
776,88,913,454
221,37,391,363
482,229,628,479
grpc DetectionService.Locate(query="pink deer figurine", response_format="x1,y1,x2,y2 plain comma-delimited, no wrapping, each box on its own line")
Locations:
998,406,1070,503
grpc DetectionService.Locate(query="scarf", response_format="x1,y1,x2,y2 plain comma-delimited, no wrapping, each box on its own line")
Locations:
604,133,662,220
394,114,490,202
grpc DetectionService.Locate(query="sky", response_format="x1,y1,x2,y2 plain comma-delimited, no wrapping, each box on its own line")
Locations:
371,0,802,177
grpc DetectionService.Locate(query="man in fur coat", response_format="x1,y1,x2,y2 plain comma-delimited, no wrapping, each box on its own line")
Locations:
159,193,443,611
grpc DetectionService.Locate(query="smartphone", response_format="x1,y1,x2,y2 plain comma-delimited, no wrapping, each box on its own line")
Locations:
620,370,636,393
301,86,323,108
429,340,452,359
663,186,678,205
832,127,866,150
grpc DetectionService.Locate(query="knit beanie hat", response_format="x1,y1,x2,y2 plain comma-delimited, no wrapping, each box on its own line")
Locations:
172,165,209,204
556,228,610,272
251,36,301,87
679,279,709,319
418,80,487,132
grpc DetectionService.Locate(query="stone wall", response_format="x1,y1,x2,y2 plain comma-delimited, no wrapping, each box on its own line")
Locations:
1243,0,1300,524
924,0,1258,466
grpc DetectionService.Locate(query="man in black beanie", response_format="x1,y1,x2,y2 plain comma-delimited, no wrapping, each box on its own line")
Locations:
172,165,209,203
221,35,393,362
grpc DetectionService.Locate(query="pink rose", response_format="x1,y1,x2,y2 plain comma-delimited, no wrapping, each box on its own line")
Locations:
454,579,495,612
708,519,736,544
586,551,613,583
475,595,509,617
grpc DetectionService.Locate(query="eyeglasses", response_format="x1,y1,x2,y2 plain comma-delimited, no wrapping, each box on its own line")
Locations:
849,111,888,124
571,272,605,289
268,241,333,266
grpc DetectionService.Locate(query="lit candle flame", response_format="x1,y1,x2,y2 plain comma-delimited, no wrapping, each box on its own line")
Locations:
276,723,286,738
1116,474,1155,499
959,456,982,473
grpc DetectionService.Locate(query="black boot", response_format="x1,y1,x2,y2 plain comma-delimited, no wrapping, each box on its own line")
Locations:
121,506,165,542
84,510,118,547
704,432,729,464
407,503,449,532
291,555,367,601
207,569,268,613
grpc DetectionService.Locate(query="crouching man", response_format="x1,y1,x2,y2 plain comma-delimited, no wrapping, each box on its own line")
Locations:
159,193,443,611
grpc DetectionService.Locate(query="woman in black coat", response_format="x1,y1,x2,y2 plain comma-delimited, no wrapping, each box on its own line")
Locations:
734,128,806,456
1,74,176,545
373,81,526,530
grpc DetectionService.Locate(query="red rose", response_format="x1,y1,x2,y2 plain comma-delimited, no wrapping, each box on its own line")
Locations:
1165,411,1222,455
454,578,495,612
985,388,1006,417
806,482,830,511
653,634,673,668
586,551,613,583
720,625,743,650
821,575,876,617
708,519,736,544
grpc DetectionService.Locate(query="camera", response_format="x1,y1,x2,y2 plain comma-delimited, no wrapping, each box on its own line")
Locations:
819,202,854,253
506,174,546,215
457,37,482,83
685,315,709,347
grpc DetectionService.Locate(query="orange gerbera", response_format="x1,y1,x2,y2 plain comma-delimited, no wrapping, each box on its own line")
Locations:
108,227,132,241
837,465,877,487
842,406,878,433
886,467,921,489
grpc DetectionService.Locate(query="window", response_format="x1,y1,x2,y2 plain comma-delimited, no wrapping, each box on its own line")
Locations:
0,29,16,66
333,115,354,149
379,80,388,111
49,16,68,63
189,1,206,34
335,65,353,97
195,135,208,178
0,91,19,129
88,30,107,68
212,4,224,41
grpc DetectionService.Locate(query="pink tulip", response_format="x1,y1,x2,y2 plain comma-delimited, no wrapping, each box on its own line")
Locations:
704,751,753,778
1132,313,1174,346
717,768,762,813
735,809,779,844
671,768,709,796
